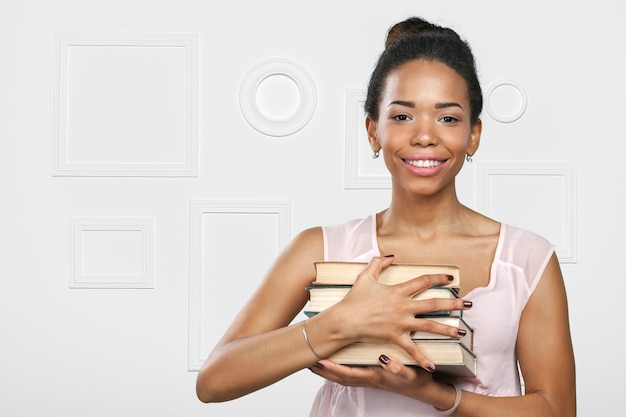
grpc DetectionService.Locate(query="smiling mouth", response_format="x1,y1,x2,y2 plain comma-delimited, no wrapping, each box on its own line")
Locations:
403,159,444,168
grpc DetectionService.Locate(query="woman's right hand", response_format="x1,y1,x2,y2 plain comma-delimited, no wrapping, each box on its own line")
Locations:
327,255,472,372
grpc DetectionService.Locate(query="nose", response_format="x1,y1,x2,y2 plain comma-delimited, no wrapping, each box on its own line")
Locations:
410,118,438,147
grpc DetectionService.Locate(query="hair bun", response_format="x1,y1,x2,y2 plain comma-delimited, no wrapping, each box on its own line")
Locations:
385,17,441,47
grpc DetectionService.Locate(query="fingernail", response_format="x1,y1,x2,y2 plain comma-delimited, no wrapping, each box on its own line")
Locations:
315,362,325,369
379,354,390,364
384,254,395,258
425,364,436,373
457,329,467,337
463,301,473,308
447,275,454,281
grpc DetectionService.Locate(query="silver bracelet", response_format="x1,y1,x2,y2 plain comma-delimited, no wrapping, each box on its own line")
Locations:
435,384,462,415
301,320,321,360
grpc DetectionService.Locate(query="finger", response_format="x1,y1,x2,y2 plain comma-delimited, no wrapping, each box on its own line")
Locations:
378,353,414,379
396,273,456,297
378,353,437,386
412,317,468,339
313,359,368,377
396,336,436,373
410,297,472,317
354,255,396,284
310,359,382,386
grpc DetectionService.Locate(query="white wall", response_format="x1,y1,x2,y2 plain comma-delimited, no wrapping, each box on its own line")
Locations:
1,0,624,415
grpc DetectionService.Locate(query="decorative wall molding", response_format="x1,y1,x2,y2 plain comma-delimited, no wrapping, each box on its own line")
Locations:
477,162,577,263
188,200,292,370
485,79,528,123
69,218,155,288
239,58,317,137
344,89,391,189
53,32,199,177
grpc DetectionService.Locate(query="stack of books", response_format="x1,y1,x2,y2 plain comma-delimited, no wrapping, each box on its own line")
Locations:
305,261,476,377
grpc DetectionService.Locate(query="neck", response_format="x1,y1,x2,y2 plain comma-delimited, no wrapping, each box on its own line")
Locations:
381,183,470,234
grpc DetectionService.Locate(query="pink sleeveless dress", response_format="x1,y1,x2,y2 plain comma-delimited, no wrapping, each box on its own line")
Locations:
308,215,554,417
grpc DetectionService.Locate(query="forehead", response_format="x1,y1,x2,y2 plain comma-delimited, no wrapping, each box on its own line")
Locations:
382,59,470,103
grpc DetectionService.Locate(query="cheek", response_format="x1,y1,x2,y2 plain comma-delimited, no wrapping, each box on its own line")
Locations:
377,126,410,148
450,130,474,151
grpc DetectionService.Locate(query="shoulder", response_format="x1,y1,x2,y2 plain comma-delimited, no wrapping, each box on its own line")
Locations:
321,215,375,244
281,214,373,263
321,216,373,235
501,224,554,259
499,224,556,290
322,215,378,261
284,226,324,260
286,215,377,263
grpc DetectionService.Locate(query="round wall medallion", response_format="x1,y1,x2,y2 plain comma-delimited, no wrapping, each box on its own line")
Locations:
485,79,528,123
239,58,317,137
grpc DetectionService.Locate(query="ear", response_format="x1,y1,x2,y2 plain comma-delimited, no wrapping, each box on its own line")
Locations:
467,118,482,157
365,116,381,152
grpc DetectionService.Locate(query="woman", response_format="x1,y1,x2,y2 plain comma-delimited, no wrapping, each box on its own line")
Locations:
196,17,576,416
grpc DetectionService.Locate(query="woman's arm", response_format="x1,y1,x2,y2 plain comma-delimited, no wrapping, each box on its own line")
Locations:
511,252,576,416
195,227,325,402
196,227,470,403
454,252,576,416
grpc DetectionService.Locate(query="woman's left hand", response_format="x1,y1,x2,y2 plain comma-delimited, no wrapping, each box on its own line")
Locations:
309,355,433,398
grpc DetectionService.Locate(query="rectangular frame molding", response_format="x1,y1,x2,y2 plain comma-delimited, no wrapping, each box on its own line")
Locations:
69,217,155,288
344,89,391,189
187,200,292,371
53,32,199,177
477,161,577,263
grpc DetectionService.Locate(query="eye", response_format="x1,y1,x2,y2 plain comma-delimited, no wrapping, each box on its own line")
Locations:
392,114,411,121
440,115,458,123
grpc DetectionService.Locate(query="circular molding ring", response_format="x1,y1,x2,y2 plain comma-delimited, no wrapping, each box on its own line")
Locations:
239,58,317,137
485,79,528,123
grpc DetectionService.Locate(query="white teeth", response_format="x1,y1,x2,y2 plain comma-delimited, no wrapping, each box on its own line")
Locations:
405,159,443,168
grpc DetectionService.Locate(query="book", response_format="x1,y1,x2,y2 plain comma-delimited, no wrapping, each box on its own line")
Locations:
305,285,462,318
327,339,476,377
313,261,460,288
306,261,476,377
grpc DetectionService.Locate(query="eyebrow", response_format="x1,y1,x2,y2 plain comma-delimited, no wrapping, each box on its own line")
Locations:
388,100,465,111
435,102,464,111
389,100,415,108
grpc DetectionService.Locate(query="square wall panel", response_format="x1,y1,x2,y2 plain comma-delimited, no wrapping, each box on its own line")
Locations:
70,218,154,288
187,200,292,370
53,33,199,177
477,162,577,263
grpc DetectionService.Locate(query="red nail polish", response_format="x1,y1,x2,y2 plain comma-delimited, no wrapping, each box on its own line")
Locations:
457,329,467,336
379,354,390,364
463,301,473,308
447,275,454,281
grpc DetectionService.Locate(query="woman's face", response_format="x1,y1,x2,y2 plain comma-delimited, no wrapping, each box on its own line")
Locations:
367,59,481,197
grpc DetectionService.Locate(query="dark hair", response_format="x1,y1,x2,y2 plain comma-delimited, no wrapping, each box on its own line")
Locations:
365,17,483,124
